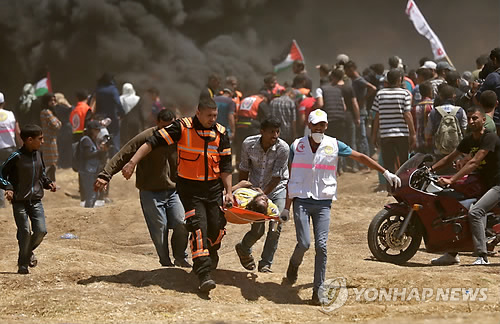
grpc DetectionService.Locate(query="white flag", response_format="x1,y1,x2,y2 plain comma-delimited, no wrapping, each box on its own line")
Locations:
406,0,447,60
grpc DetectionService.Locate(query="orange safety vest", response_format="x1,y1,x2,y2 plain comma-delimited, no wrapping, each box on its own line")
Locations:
232,90,243,111
172,117,230,181
237,95,263,121
70,101,92,133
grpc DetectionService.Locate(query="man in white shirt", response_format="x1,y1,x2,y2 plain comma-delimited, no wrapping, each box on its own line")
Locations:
284,109,400,305
0,92,21,207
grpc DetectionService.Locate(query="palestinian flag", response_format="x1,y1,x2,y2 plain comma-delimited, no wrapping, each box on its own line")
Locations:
272,39,305,72
34,72,52,97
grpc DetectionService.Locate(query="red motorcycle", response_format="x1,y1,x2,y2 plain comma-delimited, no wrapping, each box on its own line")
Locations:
368,153,500,264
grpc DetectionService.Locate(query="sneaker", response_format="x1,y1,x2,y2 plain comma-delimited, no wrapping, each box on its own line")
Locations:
235,243,255,271
199,273,216,293
431,253,460,266
310,291,321,306
95,200,105,207
79,201,85,207
174,258,192,268
258,264,273,273
17,265,29,274
472,256,489,265
286,262,299,284
29,253,38,268
210,251,219,270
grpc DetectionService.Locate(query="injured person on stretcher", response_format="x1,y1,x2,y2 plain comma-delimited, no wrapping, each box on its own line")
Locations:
223,180,283,224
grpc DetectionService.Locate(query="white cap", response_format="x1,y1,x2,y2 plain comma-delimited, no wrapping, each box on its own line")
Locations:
0,92,4,104
419,61,437,70
308,109,328,124
336,54,350,64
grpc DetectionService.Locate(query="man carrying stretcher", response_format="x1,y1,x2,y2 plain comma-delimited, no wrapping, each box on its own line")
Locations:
225,180,282,271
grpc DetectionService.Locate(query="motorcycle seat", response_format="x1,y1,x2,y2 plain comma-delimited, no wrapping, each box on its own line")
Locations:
435,188,465,200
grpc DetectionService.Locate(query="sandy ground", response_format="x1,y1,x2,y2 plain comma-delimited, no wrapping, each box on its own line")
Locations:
0,168,498,324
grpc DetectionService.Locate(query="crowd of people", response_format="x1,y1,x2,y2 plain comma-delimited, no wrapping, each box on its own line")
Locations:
1,46,500,305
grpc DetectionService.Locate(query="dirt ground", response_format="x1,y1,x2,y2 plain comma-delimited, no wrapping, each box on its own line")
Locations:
0,168,498,324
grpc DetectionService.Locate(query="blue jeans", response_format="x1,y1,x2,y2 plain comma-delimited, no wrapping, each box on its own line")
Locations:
356,112,369,157
79,171,98,208
139,189,188,265
345,113,358,169
290,197,332,292
468,185,500,256
240,189,286,268
12,200,47,266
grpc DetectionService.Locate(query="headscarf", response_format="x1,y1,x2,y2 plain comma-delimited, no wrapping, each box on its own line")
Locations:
120,83,140,114
18,83,37,113
55,92,72,108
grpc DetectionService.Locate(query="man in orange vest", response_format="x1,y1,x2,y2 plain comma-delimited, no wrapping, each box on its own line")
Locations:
121,91,233,294
233,92,270,164
70,89,92,143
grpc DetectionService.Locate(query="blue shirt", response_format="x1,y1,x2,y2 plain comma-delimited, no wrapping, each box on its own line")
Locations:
95,84,124,134
214,95,235,135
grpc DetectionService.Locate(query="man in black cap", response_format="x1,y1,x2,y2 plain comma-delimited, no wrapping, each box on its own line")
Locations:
121,92,233,294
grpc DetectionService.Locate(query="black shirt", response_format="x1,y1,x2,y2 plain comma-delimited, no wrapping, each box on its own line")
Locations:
340,84,355,115
457,132,500,187
0,146,52,201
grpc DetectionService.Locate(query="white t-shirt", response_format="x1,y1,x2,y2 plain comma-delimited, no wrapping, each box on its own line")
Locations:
0,109,16,149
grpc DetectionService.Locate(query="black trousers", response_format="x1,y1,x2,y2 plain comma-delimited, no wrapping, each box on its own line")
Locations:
380,136,409,173
177,179,226,278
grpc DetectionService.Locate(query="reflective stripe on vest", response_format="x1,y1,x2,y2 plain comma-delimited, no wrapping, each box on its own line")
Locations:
288,135,339,200
177,117,224,181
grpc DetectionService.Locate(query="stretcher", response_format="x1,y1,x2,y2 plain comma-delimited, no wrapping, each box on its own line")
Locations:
223,206,279,224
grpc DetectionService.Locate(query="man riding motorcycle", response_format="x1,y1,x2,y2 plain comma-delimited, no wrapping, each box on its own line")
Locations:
430,106,500,265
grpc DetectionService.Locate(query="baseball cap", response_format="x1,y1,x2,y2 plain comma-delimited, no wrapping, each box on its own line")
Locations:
419,61,437,70
308,109,328,124
87,120,103,130
436,61,456,71
0,92,4,104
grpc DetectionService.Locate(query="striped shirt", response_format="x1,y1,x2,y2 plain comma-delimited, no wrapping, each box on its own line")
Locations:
239,135,289,199
40,109,62,166
270,95,296,144
430,78,445,97
372,87,411,138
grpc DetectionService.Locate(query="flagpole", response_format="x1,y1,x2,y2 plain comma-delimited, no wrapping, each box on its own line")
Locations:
444,55,454,68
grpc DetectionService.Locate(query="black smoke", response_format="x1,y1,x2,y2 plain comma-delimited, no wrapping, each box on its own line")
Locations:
0,0,301,110
0,0,498,111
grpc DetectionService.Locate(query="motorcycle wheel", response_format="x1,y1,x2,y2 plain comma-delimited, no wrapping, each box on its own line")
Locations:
367,208,423,264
